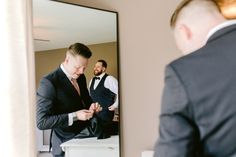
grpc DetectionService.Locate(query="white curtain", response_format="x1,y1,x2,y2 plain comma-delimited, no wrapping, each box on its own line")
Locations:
0,0,36,157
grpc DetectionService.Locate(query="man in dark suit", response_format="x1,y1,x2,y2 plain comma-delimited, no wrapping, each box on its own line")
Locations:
36,43,102,157
154,0,236,156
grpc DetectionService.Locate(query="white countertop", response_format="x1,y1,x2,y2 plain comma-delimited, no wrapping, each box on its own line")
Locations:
61,135,119,149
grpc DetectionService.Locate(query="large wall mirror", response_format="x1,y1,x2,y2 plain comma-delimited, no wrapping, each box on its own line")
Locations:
33,0,120,156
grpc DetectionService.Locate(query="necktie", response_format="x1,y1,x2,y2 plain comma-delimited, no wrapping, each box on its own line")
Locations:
71,78,80,95
94,77,100,80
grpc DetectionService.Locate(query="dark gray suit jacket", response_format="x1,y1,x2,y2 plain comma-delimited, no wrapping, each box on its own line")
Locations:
36,67,93,155
154,24,236,157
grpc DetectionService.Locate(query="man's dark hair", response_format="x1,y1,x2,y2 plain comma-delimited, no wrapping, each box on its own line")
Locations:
97,59,107,68
67,43,92,58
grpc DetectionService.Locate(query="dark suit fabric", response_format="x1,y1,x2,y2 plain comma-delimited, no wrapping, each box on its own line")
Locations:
36,67,93,155
155,24,236,157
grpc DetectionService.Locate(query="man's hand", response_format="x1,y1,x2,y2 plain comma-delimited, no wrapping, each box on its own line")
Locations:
89,102,102,113
75,109,94,121
108,105,116,111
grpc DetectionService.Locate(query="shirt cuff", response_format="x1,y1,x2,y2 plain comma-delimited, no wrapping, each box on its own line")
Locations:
68,112,77,126
113,101,118,108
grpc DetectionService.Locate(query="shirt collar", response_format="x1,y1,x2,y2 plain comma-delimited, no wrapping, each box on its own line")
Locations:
60,63,72,80
206,20,236,42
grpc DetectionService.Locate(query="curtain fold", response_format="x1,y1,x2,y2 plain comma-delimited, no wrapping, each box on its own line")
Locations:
0,0,36,156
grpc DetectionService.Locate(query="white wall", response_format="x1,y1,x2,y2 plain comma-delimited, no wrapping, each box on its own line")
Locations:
55,0,182,157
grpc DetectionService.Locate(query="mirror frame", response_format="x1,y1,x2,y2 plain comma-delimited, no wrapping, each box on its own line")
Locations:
34,0,121,155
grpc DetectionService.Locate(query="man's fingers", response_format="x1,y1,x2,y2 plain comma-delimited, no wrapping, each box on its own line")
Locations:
99,107,102,111
83,110,93,113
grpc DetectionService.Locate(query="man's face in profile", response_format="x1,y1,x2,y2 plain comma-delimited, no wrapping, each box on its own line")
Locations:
66,54,88,79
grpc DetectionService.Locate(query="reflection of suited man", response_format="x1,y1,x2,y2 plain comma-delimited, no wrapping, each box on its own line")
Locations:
37,43,102,157
154,0,236,157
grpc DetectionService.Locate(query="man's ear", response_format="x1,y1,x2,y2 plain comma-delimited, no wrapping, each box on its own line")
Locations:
102,67,106,72
179,24,192,40
65,54,70,63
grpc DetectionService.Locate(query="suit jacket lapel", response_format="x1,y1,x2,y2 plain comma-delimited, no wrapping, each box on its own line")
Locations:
56,67,79,96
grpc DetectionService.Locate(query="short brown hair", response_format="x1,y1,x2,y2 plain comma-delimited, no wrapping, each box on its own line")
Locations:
170,0,219,28
97,59,107,68
67,43,92,58
170,0,192,28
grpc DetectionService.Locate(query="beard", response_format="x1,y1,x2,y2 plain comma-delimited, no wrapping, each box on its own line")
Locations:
94,70,103,76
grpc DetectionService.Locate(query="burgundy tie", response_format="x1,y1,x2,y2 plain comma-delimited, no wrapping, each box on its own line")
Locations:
71,78,81,95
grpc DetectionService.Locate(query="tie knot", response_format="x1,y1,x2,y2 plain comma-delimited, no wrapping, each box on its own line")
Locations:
95,77,100,80
71,78,80,95
71,78,77,83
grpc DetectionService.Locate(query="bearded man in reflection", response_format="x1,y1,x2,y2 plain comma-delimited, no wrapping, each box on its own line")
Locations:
89,59,119,136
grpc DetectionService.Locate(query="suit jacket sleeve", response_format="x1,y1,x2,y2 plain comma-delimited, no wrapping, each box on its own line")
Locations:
154,65,200,157
36,77,69,130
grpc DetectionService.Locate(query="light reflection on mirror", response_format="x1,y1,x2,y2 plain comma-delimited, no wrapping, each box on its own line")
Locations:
217,0,236,19
33,0,119,156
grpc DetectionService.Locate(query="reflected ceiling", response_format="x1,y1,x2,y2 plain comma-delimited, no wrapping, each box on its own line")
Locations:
33,0,117,51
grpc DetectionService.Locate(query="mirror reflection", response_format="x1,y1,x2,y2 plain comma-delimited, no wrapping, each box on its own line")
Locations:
33,1,119,157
